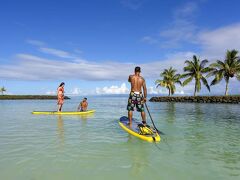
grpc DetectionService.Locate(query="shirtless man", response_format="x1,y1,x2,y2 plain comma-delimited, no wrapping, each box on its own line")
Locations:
127,66,147,125
78,97,88,111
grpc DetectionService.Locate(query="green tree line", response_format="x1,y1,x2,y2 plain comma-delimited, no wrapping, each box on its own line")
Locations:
155,49,240,96
0,86,6,95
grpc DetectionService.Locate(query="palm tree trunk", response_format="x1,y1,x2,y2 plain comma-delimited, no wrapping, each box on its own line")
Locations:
225,78,229,96
194,82,197,96
168,88,170,96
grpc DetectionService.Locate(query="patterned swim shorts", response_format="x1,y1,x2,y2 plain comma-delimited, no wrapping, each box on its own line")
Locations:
127,91,144,112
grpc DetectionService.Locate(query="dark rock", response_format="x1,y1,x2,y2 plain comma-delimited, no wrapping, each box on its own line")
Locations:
149,95,240,104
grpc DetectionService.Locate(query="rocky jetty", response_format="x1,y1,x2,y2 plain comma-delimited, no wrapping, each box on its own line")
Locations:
0,95,70,100
149,96,240,104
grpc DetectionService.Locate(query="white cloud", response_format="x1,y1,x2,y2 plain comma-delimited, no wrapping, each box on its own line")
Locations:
141,36,159,45
39,47,74,59
70,87,82,95
46,90,56,95
159,20,197,48
141,1,240,59
0,53,189,81
198,23,240,59
96,83,129,94
142,2,199,48
173,2,198,18
26,39,45,46
148,86,159,94
149,86,185,95
160,1,199,46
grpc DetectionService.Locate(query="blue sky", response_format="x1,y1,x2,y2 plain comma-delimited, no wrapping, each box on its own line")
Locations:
0,0,240,95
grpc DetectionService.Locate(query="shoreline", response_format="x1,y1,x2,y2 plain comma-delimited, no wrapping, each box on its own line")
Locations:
149,95,240,104
0,95,70,100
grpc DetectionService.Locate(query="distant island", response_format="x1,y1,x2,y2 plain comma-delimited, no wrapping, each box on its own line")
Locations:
150,95,240,104
0,95,70,100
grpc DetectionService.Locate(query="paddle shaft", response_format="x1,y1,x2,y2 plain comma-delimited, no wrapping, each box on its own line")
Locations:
145,103,164,135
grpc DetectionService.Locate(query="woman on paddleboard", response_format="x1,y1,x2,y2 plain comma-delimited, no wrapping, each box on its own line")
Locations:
57,82,65,112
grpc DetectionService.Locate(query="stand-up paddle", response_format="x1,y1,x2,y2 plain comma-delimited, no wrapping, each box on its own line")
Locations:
145,103,164,135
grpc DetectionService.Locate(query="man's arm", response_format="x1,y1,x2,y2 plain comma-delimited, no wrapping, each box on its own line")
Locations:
128,75,132,82
77,103,81,111
142,79,147,100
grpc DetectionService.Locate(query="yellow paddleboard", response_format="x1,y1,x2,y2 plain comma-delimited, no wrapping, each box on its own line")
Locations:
32,110,95,115
119,116,160,142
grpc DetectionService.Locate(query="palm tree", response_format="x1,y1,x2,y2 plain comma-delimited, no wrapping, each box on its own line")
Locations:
181,55,211,96
155,67,182,96
1,87,6,95
208,49,240,96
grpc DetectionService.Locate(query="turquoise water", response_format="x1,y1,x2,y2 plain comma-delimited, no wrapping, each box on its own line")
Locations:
0,96,239,180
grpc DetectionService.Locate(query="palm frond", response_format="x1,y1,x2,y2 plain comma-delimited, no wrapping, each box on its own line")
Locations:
183,76,194,86
201,76,210,92
216,60,225,68
211,73,223,86
206,70,218,78
210,62,223,69
180,73,193,79
200,59,208,69
201,67,213,73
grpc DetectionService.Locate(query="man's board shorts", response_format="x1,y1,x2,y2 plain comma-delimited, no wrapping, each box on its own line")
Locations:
127,91,144,112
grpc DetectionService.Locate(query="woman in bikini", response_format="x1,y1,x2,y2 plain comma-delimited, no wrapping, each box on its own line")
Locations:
57,82,65,112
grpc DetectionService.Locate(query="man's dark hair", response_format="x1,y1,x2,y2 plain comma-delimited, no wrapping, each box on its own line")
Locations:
84,97,87,100
135,66,141,72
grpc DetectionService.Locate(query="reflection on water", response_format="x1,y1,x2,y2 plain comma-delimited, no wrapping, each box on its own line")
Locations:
151,102,240,178
126,136,149,178
56,113,95,147
57,115,64,146
166,102,176,123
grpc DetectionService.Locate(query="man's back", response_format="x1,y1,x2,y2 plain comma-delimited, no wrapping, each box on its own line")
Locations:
129,75,145,92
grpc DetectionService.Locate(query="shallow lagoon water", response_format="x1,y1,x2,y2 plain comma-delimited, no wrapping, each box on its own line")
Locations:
0,96,239,180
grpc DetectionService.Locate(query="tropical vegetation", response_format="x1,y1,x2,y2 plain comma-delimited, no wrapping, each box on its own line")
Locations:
155,67,182,96
181,55,212,96
0,87,6,95
155,49,240,96
207,49,240,95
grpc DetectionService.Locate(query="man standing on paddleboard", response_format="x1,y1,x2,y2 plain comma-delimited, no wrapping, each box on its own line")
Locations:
127,66,147,125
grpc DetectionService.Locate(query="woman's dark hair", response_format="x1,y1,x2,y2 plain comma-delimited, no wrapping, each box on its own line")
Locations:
59,82,65,87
